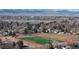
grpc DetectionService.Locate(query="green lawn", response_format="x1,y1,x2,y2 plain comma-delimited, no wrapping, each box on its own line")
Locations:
21,36,50,44
21,36,63,44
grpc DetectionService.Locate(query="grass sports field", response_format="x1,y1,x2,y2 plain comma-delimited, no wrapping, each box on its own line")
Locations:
21,36,62,44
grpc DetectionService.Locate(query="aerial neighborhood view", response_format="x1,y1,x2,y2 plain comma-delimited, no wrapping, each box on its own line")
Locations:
0,9,79,49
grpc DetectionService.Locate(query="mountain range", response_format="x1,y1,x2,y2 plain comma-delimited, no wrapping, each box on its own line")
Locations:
0,9,79,16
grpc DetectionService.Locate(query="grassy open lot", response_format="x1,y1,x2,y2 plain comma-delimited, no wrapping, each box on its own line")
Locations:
21,36,49,44
21,36,62,44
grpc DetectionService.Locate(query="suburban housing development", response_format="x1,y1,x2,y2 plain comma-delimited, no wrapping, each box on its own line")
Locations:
0,9,79,49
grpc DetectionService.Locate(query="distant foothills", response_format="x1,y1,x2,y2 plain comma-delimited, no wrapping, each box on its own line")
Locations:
0,9,79,16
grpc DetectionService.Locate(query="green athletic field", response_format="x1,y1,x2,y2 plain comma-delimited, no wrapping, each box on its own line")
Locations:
21,36,62,44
